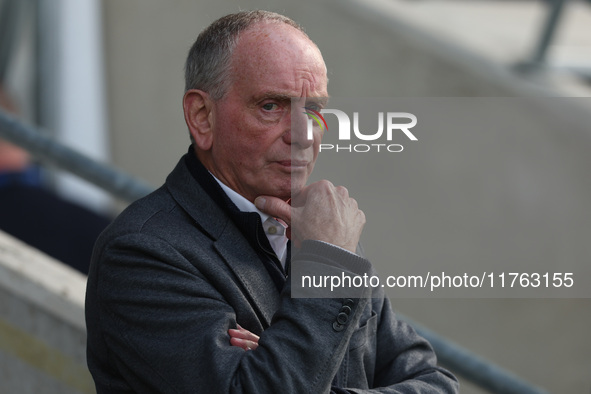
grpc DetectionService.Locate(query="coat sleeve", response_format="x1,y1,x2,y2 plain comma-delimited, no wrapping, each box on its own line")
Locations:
330,295,459,393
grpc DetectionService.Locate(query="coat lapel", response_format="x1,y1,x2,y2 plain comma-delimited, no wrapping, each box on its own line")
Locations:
165,155,280,327
214,230,280,327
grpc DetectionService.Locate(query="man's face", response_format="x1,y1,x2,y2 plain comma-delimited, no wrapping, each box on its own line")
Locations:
204,22,328,202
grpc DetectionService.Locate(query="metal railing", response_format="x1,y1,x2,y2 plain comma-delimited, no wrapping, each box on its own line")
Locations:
516,0,591,80
0,109,550,394
0,109,153,202
399,316,548,394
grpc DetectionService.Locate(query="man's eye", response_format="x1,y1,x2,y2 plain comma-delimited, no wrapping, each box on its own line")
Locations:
262,103,279,111
305,103,325,113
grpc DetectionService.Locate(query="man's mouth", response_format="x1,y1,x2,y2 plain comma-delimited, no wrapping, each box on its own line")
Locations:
277,160,308,168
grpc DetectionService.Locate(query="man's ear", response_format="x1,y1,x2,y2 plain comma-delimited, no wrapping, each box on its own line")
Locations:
183,89,214,150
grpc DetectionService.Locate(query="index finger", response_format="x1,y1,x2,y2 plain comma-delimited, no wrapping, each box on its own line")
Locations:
254,196,292,226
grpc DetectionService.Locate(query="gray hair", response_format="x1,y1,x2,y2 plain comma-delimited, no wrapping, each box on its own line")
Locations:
184,10,307,100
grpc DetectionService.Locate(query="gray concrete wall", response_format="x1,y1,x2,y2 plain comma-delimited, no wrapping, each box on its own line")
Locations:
0,231,93,394
100,1,591,393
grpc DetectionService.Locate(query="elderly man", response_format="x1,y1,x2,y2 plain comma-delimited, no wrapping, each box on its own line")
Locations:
85,10,458,393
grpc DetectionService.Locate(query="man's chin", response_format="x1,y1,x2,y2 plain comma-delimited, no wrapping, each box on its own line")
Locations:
290,172,310,191
262,186,294,202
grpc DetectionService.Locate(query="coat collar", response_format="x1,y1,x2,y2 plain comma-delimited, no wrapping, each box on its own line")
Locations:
164,152,280,327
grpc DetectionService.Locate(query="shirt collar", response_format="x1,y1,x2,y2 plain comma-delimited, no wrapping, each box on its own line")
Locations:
210,173,287,236
209,173,270,224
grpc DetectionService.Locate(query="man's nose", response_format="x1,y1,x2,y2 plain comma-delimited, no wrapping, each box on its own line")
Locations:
285,110,315,148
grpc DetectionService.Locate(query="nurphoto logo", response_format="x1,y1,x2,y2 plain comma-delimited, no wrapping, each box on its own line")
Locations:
304,108,418,153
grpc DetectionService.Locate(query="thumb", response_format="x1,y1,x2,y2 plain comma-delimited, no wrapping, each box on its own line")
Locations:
254,196,291,226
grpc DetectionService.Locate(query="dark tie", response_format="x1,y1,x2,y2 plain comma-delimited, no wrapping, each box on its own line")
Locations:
284,240,291,276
